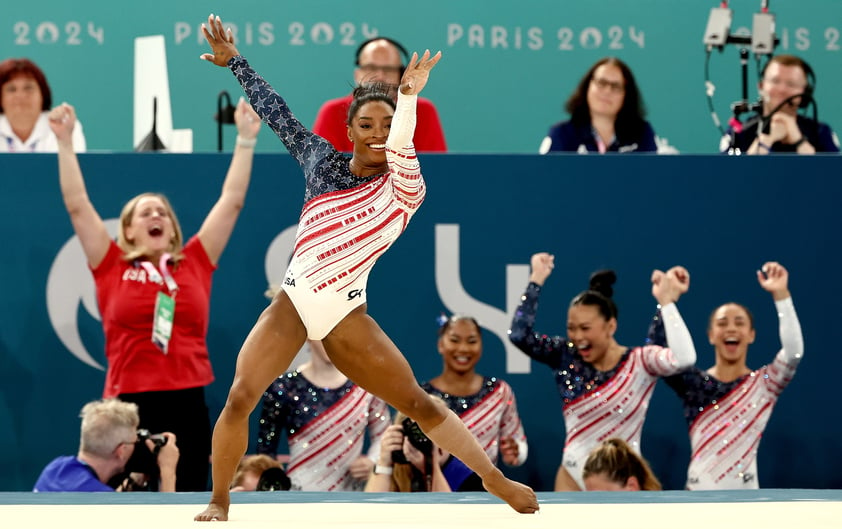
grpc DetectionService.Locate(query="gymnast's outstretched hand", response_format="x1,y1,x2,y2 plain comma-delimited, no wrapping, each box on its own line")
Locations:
399,49,442,96
200,13,240,67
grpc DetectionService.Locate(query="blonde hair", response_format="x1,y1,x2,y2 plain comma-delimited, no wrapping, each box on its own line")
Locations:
78,399,139,457
231,454,283,489
117,193,185,262
582,438,662,491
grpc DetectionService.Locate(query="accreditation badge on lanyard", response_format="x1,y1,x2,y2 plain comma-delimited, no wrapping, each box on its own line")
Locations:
140,253,179,354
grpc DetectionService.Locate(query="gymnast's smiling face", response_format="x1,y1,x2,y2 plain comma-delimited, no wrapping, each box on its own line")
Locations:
348,100,393,168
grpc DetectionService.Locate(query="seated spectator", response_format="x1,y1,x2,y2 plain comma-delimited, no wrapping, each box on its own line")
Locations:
312,37,446,152
539,57,657,154
723,54,839,154
230,454,290,491
365,402,483,493
582,438,661,491
33,399,179,492
0,58,86,152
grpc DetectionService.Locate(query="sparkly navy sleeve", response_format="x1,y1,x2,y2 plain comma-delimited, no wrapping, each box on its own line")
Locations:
229,56,335,166
507,282,572,368
256,377,291,456
663,369,695,422
646,308,667,347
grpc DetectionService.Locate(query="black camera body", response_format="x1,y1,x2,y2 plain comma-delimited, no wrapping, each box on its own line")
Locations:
137,428,168,453
117,429,168,490
391,417,433,464
256,467,292,491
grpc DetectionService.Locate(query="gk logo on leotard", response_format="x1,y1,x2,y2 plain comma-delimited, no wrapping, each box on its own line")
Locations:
347,289,364,300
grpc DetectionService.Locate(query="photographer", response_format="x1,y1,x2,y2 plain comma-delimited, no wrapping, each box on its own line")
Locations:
365,405,483,493
33,399,179,492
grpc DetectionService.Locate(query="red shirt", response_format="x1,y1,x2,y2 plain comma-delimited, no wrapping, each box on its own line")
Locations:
312,94,447,152
92,236,216,397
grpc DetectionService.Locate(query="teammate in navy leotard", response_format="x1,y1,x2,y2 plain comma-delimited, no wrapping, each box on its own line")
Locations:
648,262,803,489
509,254,696,490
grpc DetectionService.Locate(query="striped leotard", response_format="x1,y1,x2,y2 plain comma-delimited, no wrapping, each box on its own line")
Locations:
509,281,696,489
656,298,803,489
422,377,528,466
257,371,390,491
230,56,424,339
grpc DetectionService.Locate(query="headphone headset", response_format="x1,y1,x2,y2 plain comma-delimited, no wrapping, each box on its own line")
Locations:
354,37,409,75
760,56,815,109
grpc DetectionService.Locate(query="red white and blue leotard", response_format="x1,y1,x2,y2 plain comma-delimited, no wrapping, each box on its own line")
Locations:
659,298,803,489
256,371,390,491
230,56,424,339
509,282,696,489
422,377,529,466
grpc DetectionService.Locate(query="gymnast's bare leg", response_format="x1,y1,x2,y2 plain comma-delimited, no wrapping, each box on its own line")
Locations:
322,305,540,514
195,292,307,521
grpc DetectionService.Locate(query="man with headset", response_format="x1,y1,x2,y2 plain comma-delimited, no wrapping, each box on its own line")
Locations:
727,54,839,154
312,37,447,152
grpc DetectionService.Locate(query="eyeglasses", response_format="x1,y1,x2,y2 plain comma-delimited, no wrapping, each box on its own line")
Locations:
357,64,402,75
591,77,625,93
762,77,806,91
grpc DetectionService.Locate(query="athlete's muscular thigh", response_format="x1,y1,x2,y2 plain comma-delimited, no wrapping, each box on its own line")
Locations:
322,306,442,426
229,291,308,407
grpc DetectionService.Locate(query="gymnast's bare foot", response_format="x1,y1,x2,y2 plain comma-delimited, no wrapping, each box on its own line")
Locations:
195,501,229,521
482,470,540,514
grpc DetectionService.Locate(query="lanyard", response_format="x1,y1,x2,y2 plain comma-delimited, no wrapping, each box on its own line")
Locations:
590,127,615,154
139,253,178,295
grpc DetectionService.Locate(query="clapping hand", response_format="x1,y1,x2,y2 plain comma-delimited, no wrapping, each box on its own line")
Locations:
399,50,442,96
767,112,801,144
200,14,239,67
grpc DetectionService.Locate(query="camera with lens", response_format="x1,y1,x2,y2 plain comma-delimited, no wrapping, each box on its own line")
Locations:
391,417,433,464
256,467,292,491
116,429,168,490
137,428,168,452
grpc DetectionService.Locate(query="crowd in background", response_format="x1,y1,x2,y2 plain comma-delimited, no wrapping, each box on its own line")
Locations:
2,17,811,499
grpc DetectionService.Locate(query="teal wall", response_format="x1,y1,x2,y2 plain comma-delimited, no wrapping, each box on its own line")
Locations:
1,152,840,492
4,0,842,153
